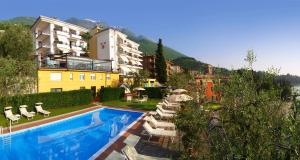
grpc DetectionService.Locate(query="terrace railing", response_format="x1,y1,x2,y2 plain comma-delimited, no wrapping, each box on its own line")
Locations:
38,55,112,72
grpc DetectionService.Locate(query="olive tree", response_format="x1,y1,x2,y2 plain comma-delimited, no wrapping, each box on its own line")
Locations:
0,23,37,97
176,51,300,159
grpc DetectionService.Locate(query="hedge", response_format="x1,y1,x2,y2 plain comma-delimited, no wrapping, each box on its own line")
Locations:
143,87,164,99
98,87,125,102
0,89,93,114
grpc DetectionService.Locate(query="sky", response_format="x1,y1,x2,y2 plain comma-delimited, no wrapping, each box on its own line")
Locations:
1,0,300,75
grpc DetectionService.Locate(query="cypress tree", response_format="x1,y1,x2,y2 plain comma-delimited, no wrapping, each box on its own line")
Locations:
155,38,167,83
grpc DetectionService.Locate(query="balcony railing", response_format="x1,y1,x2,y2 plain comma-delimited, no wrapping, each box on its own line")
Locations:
70,34,81,40
38,56,112,72
71,46,83,51
56,30,70,37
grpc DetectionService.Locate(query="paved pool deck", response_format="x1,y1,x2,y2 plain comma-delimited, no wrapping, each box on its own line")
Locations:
1,105,180,159
1,105,101,134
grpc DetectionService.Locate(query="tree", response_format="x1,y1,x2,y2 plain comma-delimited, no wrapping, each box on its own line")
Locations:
132,70,150,88
155,38,167,84
0,58,37,97
0,23,37,97
167,72,193,90
0,23,33,60
176,51,300,159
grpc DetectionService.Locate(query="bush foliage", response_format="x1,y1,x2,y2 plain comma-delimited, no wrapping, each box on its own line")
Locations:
143,87,164,99
0,89,93,114
98,87,125,102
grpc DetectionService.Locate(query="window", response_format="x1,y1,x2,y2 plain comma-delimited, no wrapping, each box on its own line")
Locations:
90,74,96,80
50,73,61,81
99,75,103,80
79,74,85,81
70,73,73,80
50,88,62,92
106,74,111,80
80,86,85,89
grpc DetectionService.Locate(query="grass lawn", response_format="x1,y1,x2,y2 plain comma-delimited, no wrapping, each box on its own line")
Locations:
101,99,161,111
0,104,96,128
203,102,222,110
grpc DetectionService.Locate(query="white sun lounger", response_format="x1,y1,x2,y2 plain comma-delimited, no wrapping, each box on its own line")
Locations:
158,100,180,109
160,99,180,106
122,145,170,160
35,105,51,117
144,116,176,129
156,109,174,119
143,122,176,142
19,105,35,120
105,151,126,160
149,109,175,119
4,107,20,124
157,105,176,114
124,134,141,146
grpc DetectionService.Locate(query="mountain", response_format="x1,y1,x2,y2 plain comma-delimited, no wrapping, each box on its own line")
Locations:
120,28,186,60
65,17,108,29
65,18,187,60
0,16,187,60
172,57,231,75
276,74,300,86
2,16,36,26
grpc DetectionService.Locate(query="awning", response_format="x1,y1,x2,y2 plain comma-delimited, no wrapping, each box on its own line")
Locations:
57,47,70,53
119,55,129,63
130,60,137,65
136,61,142,66
120,66,131,73
57,35,69,43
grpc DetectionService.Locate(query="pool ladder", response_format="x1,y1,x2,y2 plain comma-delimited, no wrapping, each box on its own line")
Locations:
2,135,12,150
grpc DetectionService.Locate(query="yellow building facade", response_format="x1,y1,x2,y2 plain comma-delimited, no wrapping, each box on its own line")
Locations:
38,69,119,93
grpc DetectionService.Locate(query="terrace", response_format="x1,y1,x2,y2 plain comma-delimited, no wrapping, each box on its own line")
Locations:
39,55,112,72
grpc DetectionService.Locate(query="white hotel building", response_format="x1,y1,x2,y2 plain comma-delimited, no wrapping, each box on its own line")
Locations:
32,16,143,77
31,16,90,68
89,27,143,77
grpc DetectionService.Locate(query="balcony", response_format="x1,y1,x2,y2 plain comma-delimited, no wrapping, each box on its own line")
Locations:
56,43,70,50
71,46,83,51
70,34,81,40
36,31,50,40
56,30,70,37
39,56,112,72
37,44,50,52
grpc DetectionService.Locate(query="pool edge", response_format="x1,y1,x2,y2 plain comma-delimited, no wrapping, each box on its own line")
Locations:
89,110,146,160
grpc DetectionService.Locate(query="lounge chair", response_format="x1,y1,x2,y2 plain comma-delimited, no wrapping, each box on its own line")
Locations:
162,99,180,106
122,145,170,160
157,105,176,114
143,122,176,142
19,105,35,120
124,134,141,146
157,109,175,119
4,106,20,124
158,100,180,109
105,151,126,160
149,109,175,119
144,115,176,129
135,95,148,103
35,104,51,117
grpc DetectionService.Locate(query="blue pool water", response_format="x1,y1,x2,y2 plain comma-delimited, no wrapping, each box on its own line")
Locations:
0,108,143,160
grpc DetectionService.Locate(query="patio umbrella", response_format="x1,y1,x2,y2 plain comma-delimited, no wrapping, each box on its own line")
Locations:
167,94,193,102
172,89,188,94
133,87,146,91
133,87,145,97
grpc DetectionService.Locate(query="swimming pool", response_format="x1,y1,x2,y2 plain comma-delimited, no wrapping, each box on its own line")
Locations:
0,107,144,160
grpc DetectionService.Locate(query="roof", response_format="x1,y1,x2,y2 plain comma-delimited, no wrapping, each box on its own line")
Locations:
93,27,140,46
31,16,89,32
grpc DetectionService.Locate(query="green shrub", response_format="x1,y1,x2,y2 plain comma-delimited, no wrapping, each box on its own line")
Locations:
0,89,93,114
98,87,125,102
143,87,164,99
